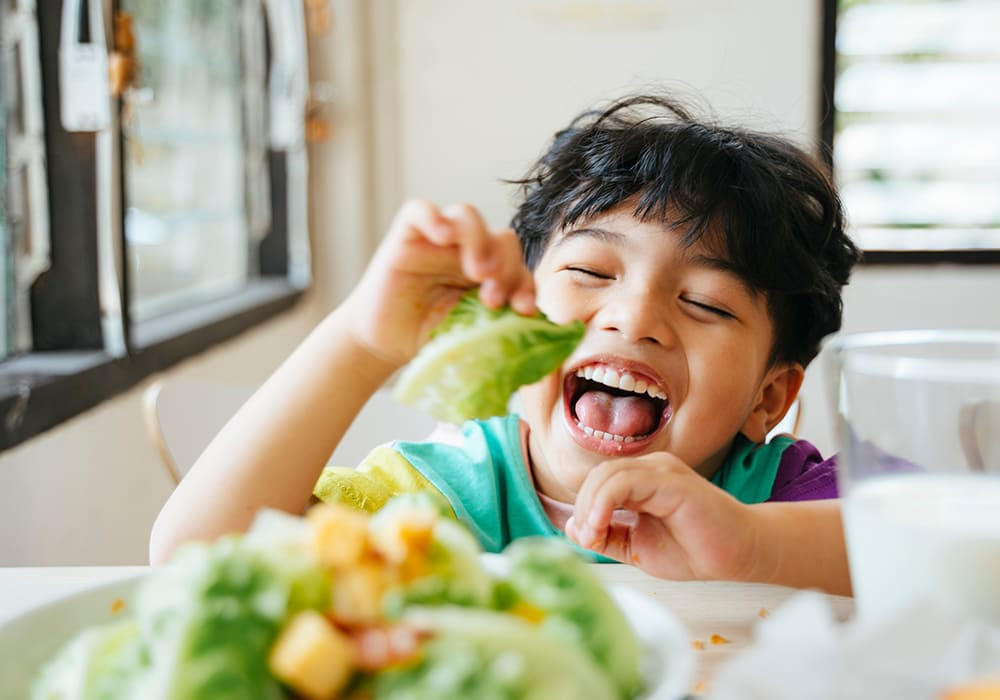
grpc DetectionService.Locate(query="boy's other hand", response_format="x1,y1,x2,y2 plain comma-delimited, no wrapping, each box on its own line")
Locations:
344,199,536,369
565,453,758,582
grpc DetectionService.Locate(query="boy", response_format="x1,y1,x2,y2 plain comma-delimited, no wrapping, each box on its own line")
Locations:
150,94,860,595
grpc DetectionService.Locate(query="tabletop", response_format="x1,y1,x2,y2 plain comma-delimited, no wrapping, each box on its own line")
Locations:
0,564,854,694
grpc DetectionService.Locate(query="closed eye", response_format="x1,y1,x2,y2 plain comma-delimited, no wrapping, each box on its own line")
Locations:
683,297,735,319
566,266,613,280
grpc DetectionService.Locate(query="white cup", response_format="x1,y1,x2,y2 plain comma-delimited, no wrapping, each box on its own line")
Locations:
825,330,1000,624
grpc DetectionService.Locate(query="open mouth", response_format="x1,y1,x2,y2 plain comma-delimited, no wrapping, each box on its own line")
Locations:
564,363,672,446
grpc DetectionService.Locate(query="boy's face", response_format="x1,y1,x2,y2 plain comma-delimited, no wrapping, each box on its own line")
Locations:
518,205,795,502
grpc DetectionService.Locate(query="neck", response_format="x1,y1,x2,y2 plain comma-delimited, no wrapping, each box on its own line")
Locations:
523,424,577,503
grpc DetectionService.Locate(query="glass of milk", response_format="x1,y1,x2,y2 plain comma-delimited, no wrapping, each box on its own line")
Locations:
826,330,1000,624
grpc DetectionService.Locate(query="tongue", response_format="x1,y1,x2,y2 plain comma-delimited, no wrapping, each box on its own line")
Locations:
575,390,660,437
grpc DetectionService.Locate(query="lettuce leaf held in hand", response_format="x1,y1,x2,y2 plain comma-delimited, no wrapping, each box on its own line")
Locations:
393,290,585,424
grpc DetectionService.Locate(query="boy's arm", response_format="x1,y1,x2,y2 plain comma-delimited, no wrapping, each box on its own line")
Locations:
565,452,852,596
149,306,398,564
150,200,535,564
743,499,851,595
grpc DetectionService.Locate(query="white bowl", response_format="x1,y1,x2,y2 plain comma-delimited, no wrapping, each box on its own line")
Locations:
0,571,692,699
0,574,143,699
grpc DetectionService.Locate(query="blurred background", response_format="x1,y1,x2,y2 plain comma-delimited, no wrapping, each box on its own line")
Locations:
1,0,998,565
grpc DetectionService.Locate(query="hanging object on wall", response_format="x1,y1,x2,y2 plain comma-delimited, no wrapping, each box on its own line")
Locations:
59,0,111,132
108,11,139,97
305,0,333,35
306,81,334,143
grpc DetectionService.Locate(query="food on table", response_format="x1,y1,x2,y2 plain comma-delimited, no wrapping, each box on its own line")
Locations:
393,290,585,423
502,538,642,698
32,495,644,699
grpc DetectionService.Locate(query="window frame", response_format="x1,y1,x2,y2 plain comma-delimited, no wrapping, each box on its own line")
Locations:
820,0,1000,265
0,0,307,452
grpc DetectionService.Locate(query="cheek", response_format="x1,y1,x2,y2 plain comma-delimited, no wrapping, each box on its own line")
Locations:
686,355,758,416
533,278,583,326
519,373,562,419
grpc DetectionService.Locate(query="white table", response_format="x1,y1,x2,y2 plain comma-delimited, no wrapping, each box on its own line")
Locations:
592,566,855,691
0,565,854,693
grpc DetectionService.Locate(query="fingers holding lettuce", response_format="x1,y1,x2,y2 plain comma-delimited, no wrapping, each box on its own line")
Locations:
345,199,537,370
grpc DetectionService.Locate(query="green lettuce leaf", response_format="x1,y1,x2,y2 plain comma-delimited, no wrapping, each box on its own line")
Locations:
131,513,330,699
31,619,145,700
504,538,643,699
393,291,584,423
376,607,618,700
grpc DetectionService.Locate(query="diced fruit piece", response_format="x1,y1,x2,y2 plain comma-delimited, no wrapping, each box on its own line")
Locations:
307,503,372,569
508,601,546,624
332,562,391,625
370,503,436,566
268,610,357,700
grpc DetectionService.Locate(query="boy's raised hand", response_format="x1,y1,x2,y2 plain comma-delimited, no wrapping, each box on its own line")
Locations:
564,453,759,582
345,199,536,370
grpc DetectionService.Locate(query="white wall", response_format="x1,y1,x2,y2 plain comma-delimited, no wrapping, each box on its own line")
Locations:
374,0,1000,456
377,0,823,231
3,1,996,564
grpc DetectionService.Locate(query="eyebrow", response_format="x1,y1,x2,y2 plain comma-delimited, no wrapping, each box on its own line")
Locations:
685,252,737,274
552,226,629,247
685,252,760,299
556,228,734,271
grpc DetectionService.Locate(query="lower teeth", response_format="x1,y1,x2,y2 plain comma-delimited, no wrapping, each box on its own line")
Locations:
577,421,637,443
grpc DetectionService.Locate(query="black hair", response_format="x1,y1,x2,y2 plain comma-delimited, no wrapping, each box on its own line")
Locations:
509,94,861,367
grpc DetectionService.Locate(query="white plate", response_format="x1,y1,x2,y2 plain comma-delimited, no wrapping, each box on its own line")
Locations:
0,574,144,700
0,571,692,699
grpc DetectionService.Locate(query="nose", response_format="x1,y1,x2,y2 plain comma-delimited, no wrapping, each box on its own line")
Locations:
594,286,675,346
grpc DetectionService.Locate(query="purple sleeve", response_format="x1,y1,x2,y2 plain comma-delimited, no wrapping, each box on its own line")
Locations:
768,439,840,501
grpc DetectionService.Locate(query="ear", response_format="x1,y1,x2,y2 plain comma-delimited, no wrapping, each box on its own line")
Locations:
740,362,805,443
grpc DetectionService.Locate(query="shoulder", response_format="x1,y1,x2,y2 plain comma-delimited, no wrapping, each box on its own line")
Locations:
394,414,523,472
768,437,840,501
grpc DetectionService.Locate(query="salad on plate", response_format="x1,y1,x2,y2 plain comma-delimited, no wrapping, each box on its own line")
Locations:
30,496,688,700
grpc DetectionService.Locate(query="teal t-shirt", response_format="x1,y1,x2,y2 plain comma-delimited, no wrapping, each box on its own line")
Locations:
391,415,796,555
394,415,563,555
710,433,797,504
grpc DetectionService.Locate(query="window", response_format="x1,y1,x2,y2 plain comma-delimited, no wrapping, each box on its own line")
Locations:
823,0,1000,262
0,0,313,451
123,1,255,322
2,0,49,362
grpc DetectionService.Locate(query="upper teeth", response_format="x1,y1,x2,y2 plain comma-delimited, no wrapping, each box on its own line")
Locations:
575,366,667,400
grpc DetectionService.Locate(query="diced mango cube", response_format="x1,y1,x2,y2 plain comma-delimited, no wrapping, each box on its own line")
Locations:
370,506,436,565
268,610,357,700
307,503,371,569
332,562,389,625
